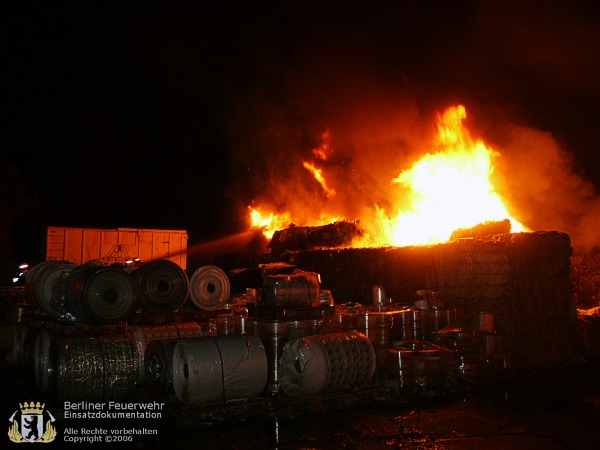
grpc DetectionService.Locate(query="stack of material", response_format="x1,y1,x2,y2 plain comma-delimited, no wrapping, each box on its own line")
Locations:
269,221,363,256
278,330,376,396
285,231,576,368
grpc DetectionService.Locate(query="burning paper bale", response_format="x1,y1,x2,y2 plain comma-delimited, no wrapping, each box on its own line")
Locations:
269,221,363,256
450,219,512,241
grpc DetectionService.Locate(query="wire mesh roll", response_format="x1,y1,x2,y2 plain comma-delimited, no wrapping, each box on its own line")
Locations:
188,265,231,311
51,333,137,402
172,335,268,405
34,328,55,394
131,259,190,312
60,264,135,323
144,339,179,395
129,322,204,384
278,330,376,396
101,333,138,400
24,260,76,315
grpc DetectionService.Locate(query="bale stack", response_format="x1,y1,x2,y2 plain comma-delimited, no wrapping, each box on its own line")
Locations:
286,231,576,368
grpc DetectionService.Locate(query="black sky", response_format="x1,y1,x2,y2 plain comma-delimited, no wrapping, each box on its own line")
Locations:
3,0,600,269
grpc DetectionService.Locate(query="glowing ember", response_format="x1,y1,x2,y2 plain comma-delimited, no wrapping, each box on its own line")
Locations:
250,104,527,247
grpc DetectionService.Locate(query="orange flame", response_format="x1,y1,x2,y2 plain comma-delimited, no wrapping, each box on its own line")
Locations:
249,104,527,247
312,129,330,160
356,105,526,247
249,207,292,240
302,161,336,198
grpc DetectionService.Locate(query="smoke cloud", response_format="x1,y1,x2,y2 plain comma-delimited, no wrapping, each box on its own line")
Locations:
213,0,599,254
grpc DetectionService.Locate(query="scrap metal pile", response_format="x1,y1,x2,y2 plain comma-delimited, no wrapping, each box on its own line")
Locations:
8,259,512,418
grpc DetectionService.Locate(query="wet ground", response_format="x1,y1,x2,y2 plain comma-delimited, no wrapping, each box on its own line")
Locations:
2,348,599,449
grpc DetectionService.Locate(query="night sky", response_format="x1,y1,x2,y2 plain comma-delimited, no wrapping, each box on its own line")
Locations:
3,0,600,278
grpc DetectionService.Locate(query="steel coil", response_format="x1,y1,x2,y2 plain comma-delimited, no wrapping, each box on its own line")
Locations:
129,322,203,384
172,335,268,405
279,330,376,396
131,259,189,312
61,264,135,323
144,339,178,395
34,329,55,394
259,273,320,309
24,260,76,315
188,265,231,311
51,333,137,402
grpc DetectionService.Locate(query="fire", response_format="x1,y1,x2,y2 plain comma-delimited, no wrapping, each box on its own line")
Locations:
249,207,292,240
302,161,336,198
249,104,527,246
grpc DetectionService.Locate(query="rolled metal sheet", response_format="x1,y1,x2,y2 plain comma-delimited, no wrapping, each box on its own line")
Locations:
278,330,376,396
255,319,324,394
172,335,268,405
189,265,231,311
24,260,76,315
34,328,54,394
51,333,137,402
129,322,203,384
131,259,190,312
259,273,320,309
13,325,39,374
58,263,136,323
144,338,179,395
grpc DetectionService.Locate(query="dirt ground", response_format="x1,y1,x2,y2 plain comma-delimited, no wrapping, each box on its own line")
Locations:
2,346,599,449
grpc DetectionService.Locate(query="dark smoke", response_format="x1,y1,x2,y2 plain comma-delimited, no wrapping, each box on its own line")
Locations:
217,1,599,253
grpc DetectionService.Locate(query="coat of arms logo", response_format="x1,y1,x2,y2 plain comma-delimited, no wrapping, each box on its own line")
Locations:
7,402,57,443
